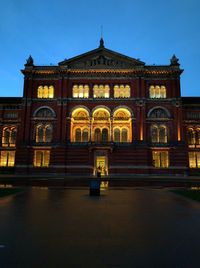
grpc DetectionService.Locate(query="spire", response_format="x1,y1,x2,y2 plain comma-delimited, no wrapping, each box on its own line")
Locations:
99,38,104,48
25,55,34,66
170,54,180,66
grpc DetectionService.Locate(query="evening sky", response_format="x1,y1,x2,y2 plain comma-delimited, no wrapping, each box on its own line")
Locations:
0,0,199,96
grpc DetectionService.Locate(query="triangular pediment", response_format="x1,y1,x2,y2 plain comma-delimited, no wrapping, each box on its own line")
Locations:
59,42,145,69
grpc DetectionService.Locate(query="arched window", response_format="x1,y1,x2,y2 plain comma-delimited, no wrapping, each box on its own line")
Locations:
10,128,17,146
102,128,108,142
113,108,132,142
114,85,130,98
151,125,158,143
35,108,55,118
72,85,89,98
36,124,53,143
187,129,195,145
45,125,53,142
159,125,167,143
196,129,200,145
75,128,81,142
94,128,101,143
93,85,110,98
148,108,169,119
37,85,54,98
122,128,128,142
149,85,166,98
114,128,120,142
36,125,43,143
2,127,17,147
151,125,168,143
82,129,89,142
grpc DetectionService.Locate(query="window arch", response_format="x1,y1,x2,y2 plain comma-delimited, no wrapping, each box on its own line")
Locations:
2,127,17,147
34,107,56,118
148,108,169,119
114,85,130,98
72,85,89,98
37,85,54,98
93,85,110,98
149,85,166,98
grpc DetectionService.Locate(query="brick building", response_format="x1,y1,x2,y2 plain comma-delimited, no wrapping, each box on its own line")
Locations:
0,39,199,177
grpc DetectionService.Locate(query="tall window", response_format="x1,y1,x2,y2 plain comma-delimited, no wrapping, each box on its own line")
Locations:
74,128,89,142
0,151,15,167
72,85,89,98
35,124,53,143
187,129,195,145
114,85,130,98
93,128,108,143
71,108,90,142
93,85,110,98
149,85,166,98
34,150,50,167
152,151,169,168
189,152,200,168
151,125,168,143
113,108,132,142
37,85,54,98
2,127,17,147
113,128,128,142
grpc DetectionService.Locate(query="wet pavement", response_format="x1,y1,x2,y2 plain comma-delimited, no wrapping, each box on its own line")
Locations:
0,187,200,268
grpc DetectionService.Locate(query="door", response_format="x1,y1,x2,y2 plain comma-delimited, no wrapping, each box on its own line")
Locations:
96,156,108,175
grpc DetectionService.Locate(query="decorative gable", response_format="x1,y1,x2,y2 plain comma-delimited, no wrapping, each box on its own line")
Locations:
59,39,145,69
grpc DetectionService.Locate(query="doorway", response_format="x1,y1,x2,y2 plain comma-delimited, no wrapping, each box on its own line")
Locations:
95,156,108,176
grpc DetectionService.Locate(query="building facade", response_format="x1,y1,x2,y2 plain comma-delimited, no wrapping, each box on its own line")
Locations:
0,39,199,177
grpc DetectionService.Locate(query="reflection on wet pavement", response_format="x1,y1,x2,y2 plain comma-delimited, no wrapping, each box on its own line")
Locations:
0,187,200,268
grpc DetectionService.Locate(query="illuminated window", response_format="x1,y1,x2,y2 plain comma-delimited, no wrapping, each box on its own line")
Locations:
0,151,15,167
114,85,130,98
189,152,200,168
113,108,132,142
149,85,166,98
36,124,53,143
93,85,110,98
2,127,17,147
37,85,54,98
152,151,169,168
151,125,168,143
34,150,50,167
72,85,89,98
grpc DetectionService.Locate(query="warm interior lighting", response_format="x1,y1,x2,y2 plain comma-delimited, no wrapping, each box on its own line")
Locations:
152,151,169,168
37,85,54,99
0,151,15,167
34,150,50,167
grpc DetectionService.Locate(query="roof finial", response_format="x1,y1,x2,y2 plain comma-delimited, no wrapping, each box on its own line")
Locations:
99,25,104,48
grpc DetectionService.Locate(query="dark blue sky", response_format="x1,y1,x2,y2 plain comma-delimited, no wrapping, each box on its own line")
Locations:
1,0,199,96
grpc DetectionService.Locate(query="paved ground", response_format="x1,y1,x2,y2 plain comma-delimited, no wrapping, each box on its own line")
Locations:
0,187,200,268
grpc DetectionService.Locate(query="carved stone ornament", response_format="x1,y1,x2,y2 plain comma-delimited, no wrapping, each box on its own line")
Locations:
25,55,34,66
170,55,180,66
